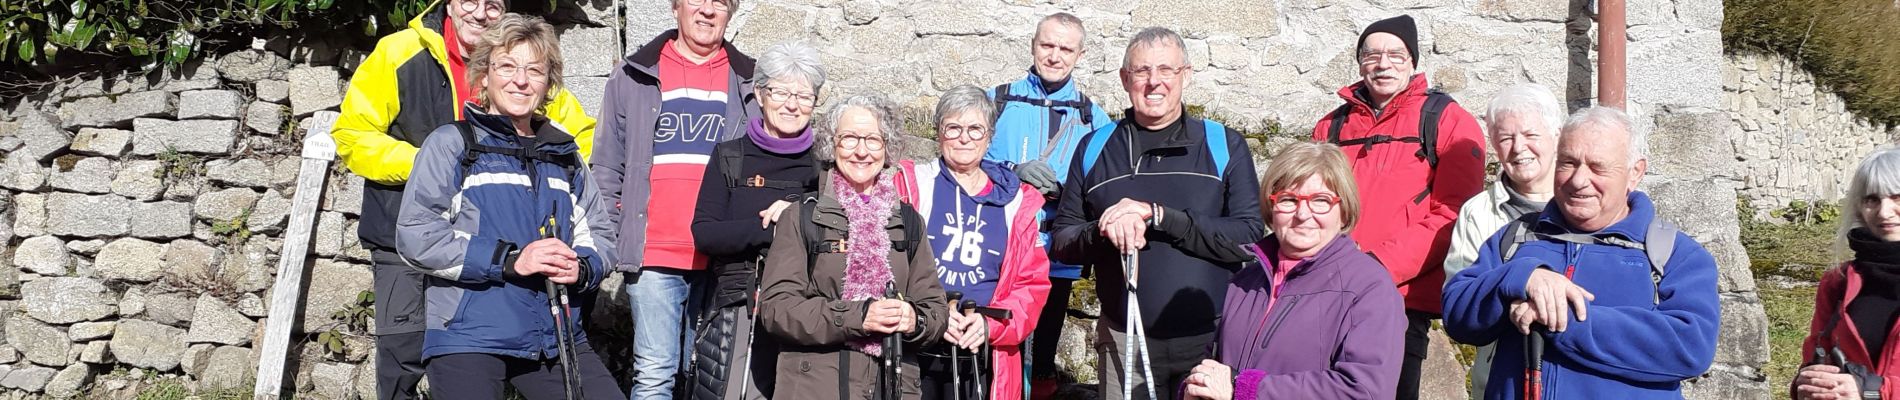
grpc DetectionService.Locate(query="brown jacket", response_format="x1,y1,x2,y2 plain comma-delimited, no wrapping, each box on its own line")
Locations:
759,182,948,400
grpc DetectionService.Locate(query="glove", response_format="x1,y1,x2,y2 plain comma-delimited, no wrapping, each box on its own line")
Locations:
1014,159,1060,197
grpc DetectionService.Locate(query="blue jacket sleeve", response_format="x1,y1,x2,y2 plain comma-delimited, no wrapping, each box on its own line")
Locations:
1544,236,1722,382
395,125,506,284
1441,233,1547,346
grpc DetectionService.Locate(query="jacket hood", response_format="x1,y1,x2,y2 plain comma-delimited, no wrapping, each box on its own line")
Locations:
1335,73,1431,114
461,102,580,155
407,1,454,69
625,29,757,80
932,159,1023,207
1532,190,1659,242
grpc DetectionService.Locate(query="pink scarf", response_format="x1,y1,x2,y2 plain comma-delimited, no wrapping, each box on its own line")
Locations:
831,169,898,355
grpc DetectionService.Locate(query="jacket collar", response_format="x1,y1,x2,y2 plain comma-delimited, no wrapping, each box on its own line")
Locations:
1254,234,1365,279
933,159,1022,206
1117,111,1203,150
408,1,455,82
1533,190,1660,242
461,103,580,154
625,29,757,81
1335,73,1431,115
1021,68,1080,100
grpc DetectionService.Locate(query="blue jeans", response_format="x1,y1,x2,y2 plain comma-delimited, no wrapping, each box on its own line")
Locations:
628,268,706,400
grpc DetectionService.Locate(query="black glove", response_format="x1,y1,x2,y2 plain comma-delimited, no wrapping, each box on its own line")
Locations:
1014,159,1060,197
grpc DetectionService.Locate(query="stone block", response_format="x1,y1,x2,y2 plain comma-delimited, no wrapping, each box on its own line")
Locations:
0,365,54,392
322,174,364,216
197,346,256,390
564,76,609,119
1132,0,1278,39
1714,296,1770,367
110,160,165,201
109,319,188,371
57,91,175,129
63,239,104,256
177,90,244,120
128,201,193,239
76,341,109,364
206,159,274,188
0,157,48,192
21,277,116,324
162,240,224,284
47,157,114,194
302,260,373,331
194,187,261,222
69,128,131,158
5,316,69,367
94,238,165,283
66,322,114,342
131,118,240,156
256,80,291,104
11,193,44,237
43,193,130,238
237,293,268,318
117,287,146,318
249,189,292,235
11,113,70,164
186,295,256,346
1649,110,1739,179
314,212,347,257
289,67,343,116
217,49,291,82
560,27,619,78
245,101,288,136
43,364,92,398
13,236,70,276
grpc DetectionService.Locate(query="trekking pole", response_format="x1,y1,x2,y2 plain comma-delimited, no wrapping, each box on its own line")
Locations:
1523,328,1544,400
541,215,581,400
737,255,766,400
884,282,904,400
1121,251,1158,400
961,299,987,400
947,292,965,400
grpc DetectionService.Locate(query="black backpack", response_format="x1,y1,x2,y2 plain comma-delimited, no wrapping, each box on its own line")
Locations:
716,139,812,190
796,198,923,271
1493,212,1680,304
449,120,582,186
992,83,1096,127
1323,89,1455,204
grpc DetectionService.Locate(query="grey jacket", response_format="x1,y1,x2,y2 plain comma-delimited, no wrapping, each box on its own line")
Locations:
590,30,760,272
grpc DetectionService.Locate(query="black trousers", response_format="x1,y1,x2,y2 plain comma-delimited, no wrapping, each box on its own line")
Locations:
918,346,986,400
372,249,427,400
1029,277,1075,380
1395,310,1435,400
425,342,625,400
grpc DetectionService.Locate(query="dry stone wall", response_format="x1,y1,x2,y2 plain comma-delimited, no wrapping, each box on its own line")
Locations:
1726,52,1900,217
0,0,1787,398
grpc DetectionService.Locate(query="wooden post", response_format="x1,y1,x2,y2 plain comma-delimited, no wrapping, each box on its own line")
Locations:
253,112,338,399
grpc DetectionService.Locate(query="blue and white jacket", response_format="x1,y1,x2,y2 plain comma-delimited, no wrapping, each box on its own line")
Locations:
396,104,615,360
986,71,1113,279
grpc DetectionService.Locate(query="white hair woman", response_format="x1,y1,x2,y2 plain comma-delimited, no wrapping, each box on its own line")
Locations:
1794,146,1900,400
394,14,623,400
893,85,1052,400
685,41,828,400
758,94,949,400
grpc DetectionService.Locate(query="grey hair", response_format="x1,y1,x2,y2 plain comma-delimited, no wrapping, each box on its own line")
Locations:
1485,83,1565,137
1561,106,1646,166
1839,146,1900,258
933,85,996,131
671,0,740,12
815,94,905,164
754,42,827,94
1123,27,1188,69
1036,13,1087,44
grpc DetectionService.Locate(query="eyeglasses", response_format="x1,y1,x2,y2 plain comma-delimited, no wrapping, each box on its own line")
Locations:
761,86,817,106
1125,64,1190,80
1270,192,1340,214
457,0,505,18
1358,50,1410,66
492,61,549,83
684,0,731,11
939,124,988,140
836,134,886,151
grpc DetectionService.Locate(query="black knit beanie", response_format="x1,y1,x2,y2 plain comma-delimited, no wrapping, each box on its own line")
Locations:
1357,15,1420,67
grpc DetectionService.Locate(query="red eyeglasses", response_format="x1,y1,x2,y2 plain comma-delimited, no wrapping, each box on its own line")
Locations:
1269,192,1339,214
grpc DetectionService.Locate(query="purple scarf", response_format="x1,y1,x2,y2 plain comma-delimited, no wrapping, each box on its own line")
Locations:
749,117,813,155
831,168,898,355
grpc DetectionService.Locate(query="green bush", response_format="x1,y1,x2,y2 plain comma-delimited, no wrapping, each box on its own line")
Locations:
0,0,434,69
1725,0,1900,127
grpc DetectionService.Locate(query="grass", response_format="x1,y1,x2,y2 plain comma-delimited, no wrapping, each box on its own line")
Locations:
1740,196,1844,399
1724,0,1900,127
1762,284,1817,399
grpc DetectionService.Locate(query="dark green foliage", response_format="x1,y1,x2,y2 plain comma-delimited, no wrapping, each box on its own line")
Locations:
1725,0,1900,127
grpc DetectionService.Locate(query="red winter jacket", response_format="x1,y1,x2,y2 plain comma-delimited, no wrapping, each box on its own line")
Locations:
1310,75,1486,314
1797,262,1900,399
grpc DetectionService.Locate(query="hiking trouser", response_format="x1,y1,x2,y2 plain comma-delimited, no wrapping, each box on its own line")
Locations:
1395,310,1435,400
1093,320,1214,400
424,342,624,400
372,249,427,400
918,344,986,400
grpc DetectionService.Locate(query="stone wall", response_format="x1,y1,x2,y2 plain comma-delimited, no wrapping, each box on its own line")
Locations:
1726,52,1900,217
0,0,1775,398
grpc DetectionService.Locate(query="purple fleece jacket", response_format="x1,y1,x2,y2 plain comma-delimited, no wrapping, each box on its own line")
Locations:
1214,234,1407,399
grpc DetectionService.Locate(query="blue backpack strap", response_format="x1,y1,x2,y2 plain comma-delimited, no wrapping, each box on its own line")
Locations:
1078,123,1116,177
1203,119,1230,178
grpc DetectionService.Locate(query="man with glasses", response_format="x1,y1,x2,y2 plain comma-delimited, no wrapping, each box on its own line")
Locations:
1309,14,1485,400
331,1,596,398
1049,27,1264,400
590,0,759,398
983,15,1114,398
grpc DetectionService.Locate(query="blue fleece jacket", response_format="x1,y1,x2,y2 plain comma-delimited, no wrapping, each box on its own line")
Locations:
986,71,1113,279
1442,191,1720,399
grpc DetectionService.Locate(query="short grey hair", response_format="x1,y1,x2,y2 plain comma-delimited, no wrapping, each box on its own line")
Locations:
754,42,827,93
815,94,905,164
1561,106,1645,166
1036,13,1087,44
1122,27,1188,69
934,85,996,130
1844,146,1900,237
1485,83,1565,137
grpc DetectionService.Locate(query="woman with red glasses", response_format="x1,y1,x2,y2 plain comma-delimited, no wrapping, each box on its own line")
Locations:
1180,142,1406,400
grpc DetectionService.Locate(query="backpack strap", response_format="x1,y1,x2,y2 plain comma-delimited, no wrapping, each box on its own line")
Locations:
1203,119,1231,178
992,83,1012,123
1324,104,1351,143
1497,213,1542,262
1644,219,1679,304
719,140,745,188
454,120,481,169
896,204,923,254
451,120,584,185
1412,89,1455,204
1077,124,1116,178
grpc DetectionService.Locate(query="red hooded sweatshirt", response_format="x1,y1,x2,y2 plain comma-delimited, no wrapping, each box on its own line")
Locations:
1310,74,1486,314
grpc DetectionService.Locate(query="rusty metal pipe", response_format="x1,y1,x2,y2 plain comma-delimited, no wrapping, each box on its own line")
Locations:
1598,0,1628,109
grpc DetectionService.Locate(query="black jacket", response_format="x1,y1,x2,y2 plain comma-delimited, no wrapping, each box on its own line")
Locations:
1050,114,1265,338
692,135,820,308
